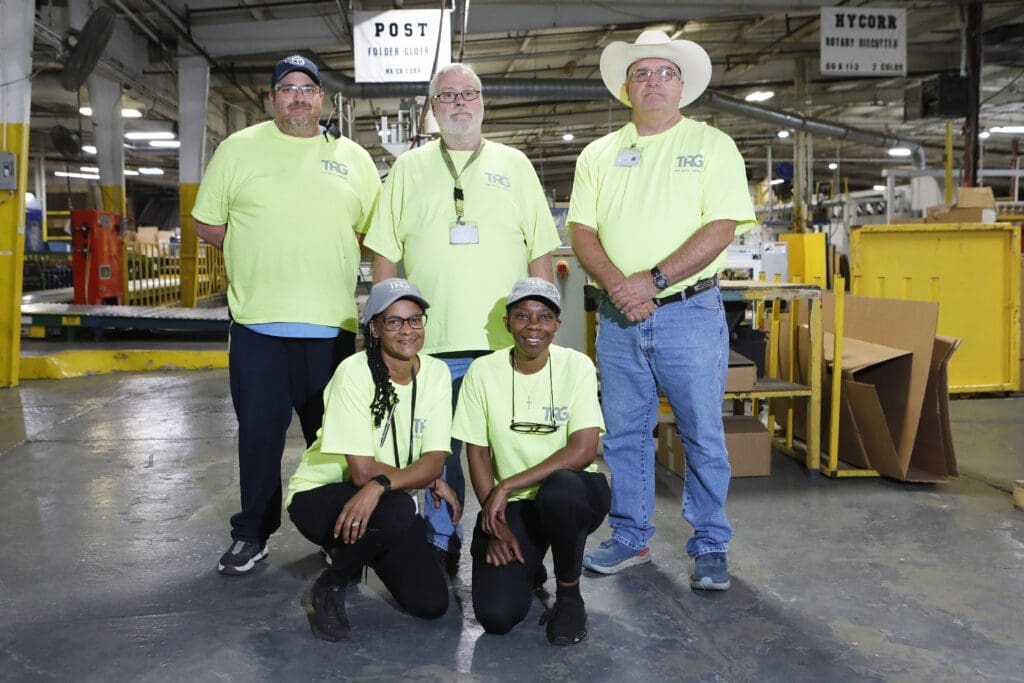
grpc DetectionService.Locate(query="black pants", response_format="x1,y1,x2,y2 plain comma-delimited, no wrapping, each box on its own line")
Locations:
471,469,610,634
289,482,448,620
228,323,353,544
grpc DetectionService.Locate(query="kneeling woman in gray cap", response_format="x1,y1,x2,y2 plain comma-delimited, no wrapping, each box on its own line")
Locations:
287,278,460,642
454,277,610,645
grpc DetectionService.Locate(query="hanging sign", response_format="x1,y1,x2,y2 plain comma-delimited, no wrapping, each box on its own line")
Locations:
820,7,907,77
353,9,452,83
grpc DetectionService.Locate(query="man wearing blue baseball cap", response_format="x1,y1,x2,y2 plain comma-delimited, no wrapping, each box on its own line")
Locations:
193,55,382,576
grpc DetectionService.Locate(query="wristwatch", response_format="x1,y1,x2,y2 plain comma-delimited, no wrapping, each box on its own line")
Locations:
372,474,392,494
651,266,669,291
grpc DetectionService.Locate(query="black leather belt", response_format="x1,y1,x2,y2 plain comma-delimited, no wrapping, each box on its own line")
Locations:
653,275,719,307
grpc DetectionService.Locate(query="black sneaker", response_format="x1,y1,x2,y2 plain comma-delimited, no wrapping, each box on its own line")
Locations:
543,593,587,646
217,540,267,576
310,574,350,642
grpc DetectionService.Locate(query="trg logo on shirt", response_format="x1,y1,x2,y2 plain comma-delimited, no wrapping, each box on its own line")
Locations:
413,418,427,436
674,154,704,172
322,160,349,178
543,406,571,424
484,171,511,190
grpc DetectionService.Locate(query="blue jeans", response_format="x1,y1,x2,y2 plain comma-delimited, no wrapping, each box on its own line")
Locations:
596,288,732,558
422,355,473,552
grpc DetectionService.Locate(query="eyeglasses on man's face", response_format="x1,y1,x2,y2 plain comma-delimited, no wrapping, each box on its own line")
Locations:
628,66,681,83
274,84,322,97
432,88,481,104
380,314,427,332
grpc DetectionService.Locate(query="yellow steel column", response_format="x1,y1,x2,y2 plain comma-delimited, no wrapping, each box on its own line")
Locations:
178,56,210,307
0,1,33,387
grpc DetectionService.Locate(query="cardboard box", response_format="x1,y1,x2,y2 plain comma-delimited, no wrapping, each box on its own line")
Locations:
657,416,770,478
956,186,995,208
136,226,160,244
726,350,757,392
785,293,961,482
925,186,997,223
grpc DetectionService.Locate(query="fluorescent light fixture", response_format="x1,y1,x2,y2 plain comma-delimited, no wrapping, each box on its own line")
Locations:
769,178,784,186
979,130,991,139
80,106,144,118
777,130,790,139
54,171,100,180
124,169,140,176
138,167,164,175
149,140,181,148
828,162,838,170
125,131,175,140
80,166,99,173
562,133,575,142
888,147,912,157
990,125,1024,134
873,184,887,191
745,91,774,102
82,145,97,154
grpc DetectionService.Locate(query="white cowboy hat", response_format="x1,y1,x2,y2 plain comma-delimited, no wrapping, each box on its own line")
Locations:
599,30,712,108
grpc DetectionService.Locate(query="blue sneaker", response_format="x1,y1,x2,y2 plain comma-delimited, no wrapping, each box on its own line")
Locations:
583,538,651,574
690,552,731,590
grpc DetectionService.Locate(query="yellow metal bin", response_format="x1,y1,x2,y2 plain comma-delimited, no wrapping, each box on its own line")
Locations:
850,222,1021,393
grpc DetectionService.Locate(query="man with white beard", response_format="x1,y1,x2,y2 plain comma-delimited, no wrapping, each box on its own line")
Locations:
365,63,560,578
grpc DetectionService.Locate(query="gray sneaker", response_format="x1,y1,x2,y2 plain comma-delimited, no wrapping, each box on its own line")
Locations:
583,538,651,575
217,540,267,576
690,552,731,591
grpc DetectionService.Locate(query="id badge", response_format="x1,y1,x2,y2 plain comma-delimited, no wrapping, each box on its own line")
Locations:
450,220,480,245
614,149,641,167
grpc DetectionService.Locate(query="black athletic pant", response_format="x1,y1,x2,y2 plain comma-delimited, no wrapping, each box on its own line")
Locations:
289,482,449,620
228,323,353,544
471,469,610,634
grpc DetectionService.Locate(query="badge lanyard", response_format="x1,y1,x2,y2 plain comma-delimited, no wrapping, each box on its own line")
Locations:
380,368,418,468
440,139,485,224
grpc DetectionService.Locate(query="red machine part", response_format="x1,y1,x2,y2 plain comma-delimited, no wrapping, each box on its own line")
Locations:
71,209,124,305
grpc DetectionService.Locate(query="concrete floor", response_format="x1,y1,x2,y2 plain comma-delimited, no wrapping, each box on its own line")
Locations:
1,370,1022,682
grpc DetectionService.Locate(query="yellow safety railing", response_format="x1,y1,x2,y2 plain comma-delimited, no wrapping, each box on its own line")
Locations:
122,241,227,307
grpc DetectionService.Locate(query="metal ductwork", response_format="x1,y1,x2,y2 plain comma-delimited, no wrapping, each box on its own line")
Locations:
698,90,926,169
323,74,926,168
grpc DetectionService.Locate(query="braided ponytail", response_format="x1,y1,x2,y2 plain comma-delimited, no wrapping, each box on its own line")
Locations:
365,325,399,428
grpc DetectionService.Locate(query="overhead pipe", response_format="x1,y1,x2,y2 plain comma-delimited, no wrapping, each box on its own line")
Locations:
323,74,926,168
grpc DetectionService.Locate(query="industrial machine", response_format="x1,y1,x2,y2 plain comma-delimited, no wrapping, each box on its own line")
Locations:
71,209,123,305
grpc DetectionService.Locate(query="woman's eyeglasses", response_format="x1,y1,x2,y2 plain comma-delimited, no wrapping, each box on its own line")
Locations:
509,350,559,435
380,314,427,331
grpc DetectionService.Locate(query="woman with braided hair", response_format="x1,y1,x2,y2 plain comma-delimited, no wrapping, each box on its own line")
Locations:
287,279,460,642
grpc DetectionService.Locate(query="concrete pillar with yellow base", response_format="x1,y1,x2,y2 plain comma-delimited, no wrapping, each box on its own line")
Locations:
178,57,210,308
86,74,126,216
0,1,33,387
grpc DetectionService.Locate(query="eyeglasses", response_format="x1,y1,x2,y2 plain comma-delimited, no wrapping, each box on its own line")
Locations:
509,350,560,435
274,84,322,96
380,314,427,331
628,66,680,83
432,88,481,104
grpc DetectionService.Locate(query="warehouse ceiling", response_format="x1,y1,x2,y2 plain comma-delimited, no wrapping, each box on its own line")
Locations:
29,0,1024,205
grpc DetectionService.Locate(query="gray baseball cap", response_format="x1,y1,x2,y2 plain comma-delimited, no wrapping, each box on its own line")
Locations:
362,279,430,325
506,277,561,315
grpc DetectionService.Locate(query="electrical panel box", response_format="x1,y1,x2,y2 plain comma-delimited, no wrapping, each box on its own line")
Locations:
904,73,969,121
71,209,124,305
0,152,16,190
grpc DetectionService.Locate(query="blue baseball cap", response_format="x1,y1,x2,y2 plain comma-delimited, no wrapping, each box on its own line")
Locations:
271,55,321,88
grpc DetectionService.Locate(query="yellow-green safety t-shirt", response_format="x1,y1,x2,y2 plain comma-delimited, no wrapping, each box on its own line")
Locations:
286,352,452,507
452,345,604,501
192,121,381,332
567,117,756,296
364,139,561,354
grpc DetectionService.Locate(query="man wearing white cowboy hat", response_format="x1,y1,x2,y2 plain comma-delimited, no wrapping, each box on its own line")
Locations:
568,30,756,589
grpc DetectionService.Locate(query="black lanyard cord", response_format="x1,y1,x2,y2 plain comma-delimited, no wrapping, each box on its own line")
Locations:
388,367,417,469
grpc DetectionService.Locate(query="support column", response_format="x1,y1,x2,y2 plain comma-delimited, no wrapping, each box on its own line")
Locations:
0,1,33,387
178,56,209,307
87,75,125,214
792,57,812,232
